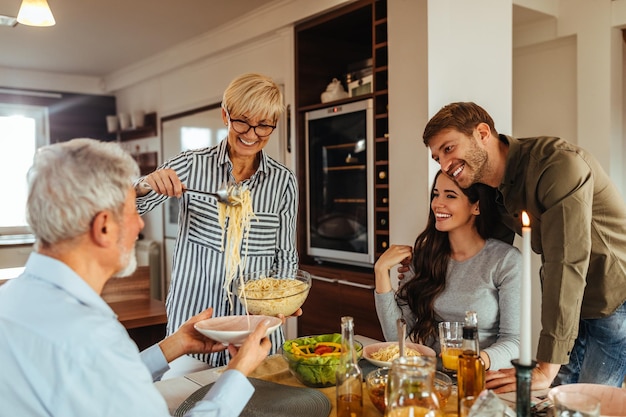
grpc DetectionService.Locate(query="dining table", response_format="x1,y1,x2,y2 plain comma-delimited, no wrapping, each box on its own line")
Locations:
154,335,546,417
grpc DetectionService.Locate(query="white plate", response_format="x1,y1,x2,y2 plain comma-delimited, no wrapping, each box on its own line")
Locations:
362,341,436,367
194,315,282,345
548,383,626,417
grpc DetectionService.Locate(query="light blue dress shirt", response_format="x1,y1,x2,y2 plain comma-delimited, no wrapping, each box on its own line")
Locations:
0,253,253,416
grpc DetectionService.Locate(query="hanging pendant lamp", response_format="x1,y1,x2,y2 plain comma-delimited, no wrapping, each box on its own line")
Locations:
17,0,55,27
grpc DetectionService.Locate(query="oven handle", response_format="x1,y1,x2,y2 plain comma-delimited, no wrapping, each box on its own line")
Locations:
338,279,375,290
310,275,337,284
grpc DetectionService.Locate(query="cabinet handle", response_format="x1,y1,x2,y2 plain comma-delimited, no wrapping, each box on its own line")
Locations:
311,275,338,283
338,279,375,290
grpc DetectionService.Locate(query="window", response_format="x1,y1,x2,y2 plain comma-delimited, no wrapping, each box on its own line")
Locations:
180,126,226,150
0,103,49,237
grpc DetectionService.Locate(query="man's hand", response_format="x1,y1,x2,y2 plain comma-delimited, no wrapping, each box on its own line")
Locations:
158,308,226,363
226,319,272,376
485,361,561,393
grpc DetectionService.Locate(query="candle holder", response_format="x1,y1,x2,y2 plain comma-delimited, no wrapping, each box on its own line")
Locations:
511,359,537,417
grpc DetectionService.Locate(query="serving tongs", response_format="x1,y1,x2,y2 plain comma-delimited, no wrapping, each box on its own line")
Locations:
139,180,241,206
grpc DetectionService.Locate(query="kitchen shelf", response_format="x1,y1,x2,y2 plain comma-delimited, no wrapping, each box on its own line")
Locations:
119,112,158,141
334,198,366,203
294,0,388,339
325,165,366,172
298,95,373,113
324,142,362,149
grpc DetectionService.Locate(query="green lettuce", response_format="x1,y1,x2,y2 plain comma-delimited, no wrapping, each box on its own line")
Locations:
282,333,363,387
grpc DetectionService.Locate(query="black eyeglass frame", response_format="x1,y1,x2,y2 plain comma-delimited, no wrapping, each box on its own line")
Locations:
226,111,276,137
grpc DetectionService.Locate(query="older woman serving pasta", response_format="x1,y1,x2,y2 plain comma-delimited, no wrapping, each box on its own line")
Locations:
136,73,299,367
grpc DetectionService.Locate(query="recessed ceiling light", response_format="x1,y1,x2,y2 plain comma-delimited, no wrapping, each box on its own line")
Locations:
0,14,18,27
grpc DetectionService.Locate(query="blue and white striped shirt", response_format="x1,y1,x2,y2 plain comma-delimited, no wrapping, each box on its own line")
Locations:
136,139,299,366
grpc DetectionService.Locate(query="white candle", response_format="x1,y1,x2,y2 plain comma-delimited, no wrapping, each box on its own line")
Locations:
520,211,532,366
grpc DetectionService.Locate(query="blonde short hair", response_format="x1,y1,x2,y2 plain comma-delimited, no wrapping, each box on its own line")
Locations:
221,73,284,123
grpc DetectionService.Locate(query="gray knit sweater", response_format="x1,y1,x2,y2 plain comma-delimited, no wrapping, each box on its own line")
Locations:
374,238,521,371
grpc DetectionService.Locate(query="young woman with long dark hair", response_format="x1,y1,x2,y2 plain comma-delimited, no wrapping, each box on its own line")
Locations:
374,171,521,370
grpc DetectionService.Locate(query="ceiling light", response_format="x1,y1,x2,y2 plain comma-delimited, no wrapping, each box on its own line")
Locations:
17,0,55,27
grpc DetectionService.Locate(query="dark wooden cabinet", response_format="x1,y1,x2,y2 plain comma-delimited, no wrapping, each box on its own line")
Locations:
298,264,384,340
295,0,389,264
372,0,390,257
298,274,342,335
294,0,388,340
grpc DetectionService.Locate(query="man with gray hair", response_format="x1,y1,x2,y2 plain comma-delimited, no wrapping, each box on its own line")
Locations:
0,138,272,416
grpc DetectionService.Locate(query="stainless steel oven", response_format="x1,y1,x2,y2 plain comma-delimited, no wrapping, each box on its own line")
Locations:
305,99,374,267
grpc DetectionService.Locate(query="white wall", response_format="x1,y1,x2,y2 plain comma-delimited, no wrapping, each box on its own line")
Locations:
512,33,578,357
387,0,429,265
513,36,577,141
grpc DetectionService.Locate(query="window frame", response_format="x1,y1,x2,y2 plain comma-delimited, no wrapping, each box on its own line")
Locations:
0,103,50,237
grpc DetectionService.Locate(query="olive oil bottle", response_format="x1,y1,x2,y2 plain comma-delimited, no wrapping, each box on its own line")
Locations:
336,316,363,417
457,311,485,415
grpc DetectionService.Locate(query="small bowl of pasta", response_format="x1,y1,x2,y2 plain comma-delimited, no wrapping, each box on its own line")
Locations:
235,268,312,317
362,341,436,367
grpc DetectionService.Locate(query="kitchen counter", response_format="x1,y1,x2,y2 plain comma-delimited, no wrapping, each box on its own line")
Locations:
0,234,35,246
0,266,25,286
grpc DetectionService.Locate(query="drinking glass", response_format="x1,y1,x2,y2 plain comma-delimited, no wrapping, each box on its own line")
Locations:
433,371,453,408
460,396,476,417
553,391,600,417
438,321,464,373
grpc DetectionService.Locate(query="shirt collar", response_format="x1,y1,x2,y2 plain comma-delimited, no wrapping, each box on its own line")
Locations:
22,252,115,316
216,138,269,177
499,134,522,189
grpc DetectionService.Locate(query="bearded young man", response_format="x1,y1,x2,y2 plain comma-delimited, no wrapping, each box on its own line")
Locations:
422,102,626,392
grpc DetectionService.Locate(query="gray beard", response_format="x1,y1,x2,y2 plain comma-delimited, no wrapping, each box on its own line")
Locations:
113,246,138,278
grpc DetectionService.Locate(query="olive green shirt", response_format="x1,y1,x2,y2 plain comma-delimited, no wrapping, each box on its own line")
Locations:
498,135,626,364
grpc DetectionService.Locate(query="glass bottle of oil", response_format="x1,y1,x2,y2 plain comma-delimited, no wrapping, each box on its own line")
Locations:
457,311,485,416
336,316,363,417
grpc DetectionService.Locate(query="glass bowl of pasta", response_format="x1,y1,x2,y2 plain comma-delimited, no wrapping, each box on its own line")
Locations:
362,341,436,368
281,334,363,388
235,268,312,317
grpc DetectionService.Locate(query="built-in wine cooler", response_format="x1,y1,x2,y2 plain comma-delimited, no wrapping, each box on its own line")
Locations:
305,99,374,267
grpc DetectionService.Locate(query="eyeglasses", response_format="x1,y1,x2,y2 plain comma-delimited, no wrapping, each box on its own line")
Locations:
228,115,276,137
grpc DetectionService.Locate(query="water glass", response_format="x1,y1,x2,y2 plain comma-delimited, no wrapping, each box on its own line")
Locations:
438,321,464,372
553,391,601,417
